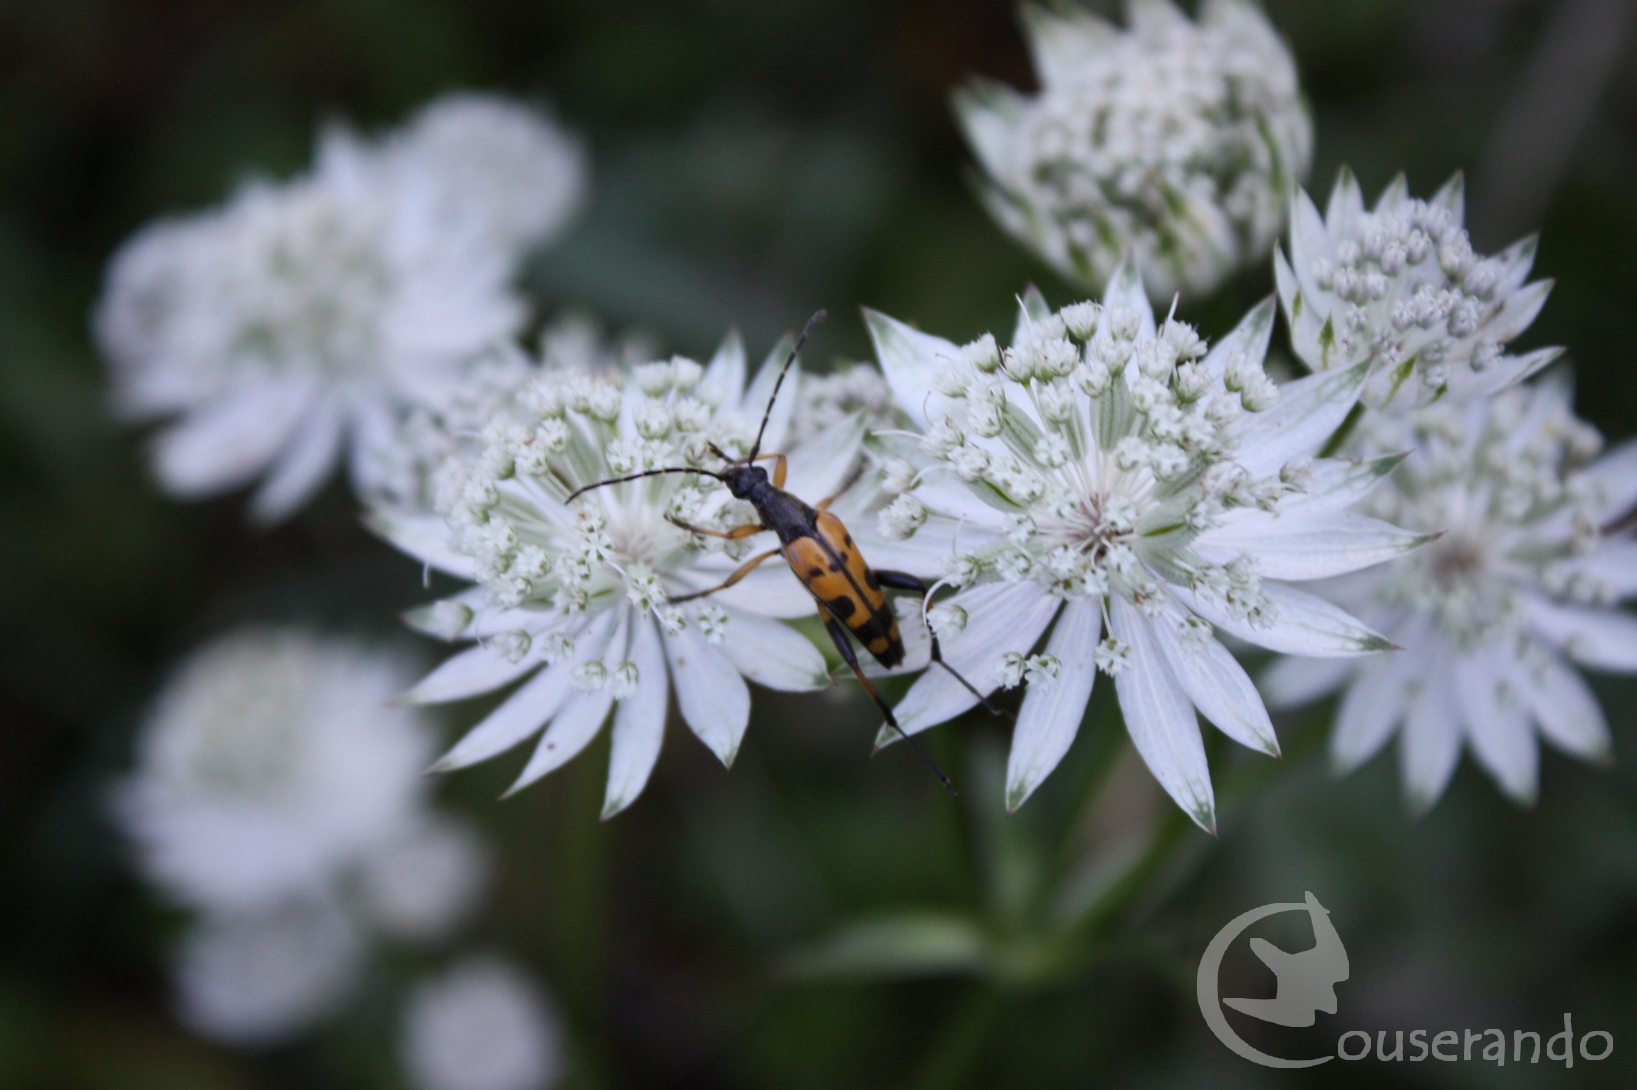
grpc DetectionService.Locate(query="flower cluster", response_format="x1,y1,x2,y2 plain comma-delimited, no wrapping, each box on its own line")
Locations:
955,0,1311,302
112,629,490,1044
1276,169,1561,410
788,361,907,446
375,333,871,815
849,261,1425,828
401,958,563,1090
1262,380,1637,811
95,93,585,523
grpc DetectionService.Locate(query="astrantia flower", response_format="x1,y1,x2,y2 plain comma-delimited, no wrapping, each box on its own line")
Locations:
1275,169,1561,411
401,958,563,1090
376,334,866,816
95,92,585,523
955,0,1311,302
789,361,907,446
851,261,1427,829
1261,379,1637,811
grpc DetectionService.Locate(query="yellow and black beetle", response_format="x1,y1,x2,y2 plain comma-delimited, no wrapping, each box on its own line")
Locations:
567,311,1008,790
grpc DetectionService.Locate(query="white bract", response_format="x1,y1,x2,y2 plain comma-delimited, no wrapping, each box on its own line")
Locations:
376,334,862,816
956,0,1310,302
854,261,1427,830
789,362,907,446
1262,379,1637,811
95,92,585,523
401,958,562,1090
1276,169,1562,411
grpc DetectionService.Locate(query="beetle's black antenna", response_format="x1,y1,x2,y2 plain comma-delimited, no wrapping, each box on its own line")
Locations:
566,467,727,504
747,309,826,463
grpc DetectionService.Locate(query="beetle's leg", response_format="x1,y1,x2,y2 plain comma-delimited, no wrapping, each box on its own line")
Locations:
666,517,766,540
873,570,1016,723
818,606,956,795
751,453,788,489
814,462,866,511
669,548,780,604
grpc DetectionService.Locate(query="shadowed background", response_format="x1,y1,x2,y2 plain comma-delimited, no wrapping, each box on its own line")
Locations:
1,0,1635,1086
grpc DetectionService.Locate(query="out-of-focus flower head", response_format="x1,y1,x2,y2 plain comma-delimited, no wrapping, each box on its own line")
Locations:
1262,377,1637,811
852,260,1426,829
956,0,1311,302
401,957,562,1090
789,361,907,446
95,93,586,523
1276,169,1562,411
375,333,867,816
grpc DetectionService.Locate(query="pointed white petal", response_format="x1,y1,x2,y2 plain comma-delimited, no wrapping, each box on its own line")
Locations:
890,582,1060,737
248,400,343,524
783,412,867,502
1584,439,1637,523
1109,598,1215,833
1259,653,1355,710
664,625,751,766
952,78,1027,176
1228,361,1370,476
1399,655,1462,815
1523,595,1637,671
688,563,817,619
1430,171,1465,223
1278,454,1406,516
151,380,315,498
1194,510,1431,580
1557,540,1637,601
715,607,829,691
1100,259,1156,339
1200,296,1276,381
1454,648,1537,805
1330,614,1428,773
1004,598,1101,811
1325,167,1365,237
1170,580,1395,657
403,644,539,705
1019,2,1115,87
507,688,615,795
702,329,746,409
1520,649,1612,762
863,309,964,431
1153,606,1279,757
603,614,670,817
364,509,476,580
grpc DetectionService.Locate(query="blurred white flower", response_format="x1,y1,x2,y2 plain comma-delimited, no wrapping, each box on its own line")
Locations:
95,92,585,523
956,0,1311,302
401,958,562,1090
357,814,492,944
854,260,1425,829
1275,169,1562,411
113,628,434,913
174,897,363,1047
1262,378,1637,811
788,361,906,446
375,334,860,815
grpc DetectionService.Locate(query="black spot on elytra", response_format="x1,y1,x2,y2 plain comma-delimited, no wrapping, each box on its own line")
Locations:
865,569,880,590
828,596,858,619
828,561,842,572
844,533,854,546
807,567,824,578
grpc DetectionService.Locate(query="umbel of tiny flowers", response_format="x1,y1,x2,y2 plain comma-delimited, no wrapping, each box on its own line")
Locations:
852,260,1431,831
955,0,1311,303
374,333,870,817
95,92,585,524
1275,168,1562,412
1261,377,1637,812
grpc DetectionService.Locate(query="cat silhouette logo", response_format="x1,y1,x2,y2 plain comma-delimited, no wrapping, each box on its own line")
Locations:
1197,893,1349,1068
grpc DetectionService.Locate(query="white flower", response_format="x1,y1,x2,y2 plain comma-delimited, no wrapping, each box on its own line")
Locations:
1275,168,1562,411
852,260,1427,830
955,0,1311,302
401,958,562,1090
789,361,907,446
356,815,492,944
95,92,585,523
174,897,363,1046
1261,378,1637,812
112,629,436,913
377,333,863,816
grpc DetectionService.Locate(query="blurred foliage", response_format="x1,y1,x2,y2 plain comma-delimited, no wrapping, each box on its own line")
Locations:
2,0,1636,1087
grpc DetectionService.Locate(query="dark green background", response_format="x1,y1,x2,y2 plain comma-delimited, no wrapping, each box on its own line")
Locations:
2,0,1634,1086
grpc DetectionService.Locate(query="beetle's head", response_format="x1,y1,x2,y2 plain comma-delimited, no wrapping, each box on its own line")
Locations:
719,462,768,500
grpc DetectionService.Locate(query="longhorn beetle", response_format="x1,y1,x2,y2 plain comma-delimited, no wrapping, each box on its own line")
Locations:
566,311,1010,792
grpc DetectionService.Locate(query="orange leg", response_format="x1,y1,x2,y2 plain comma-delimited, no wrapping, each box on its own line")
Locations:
670,548,781,603
752,453,788,488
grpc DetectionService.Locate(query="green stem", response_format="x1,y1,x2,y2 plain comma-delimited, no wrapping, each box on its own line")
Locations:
909,983,1004,1090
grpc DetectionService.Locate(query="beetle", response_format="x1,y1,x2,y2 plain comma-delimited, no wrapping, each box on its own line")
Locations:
566,310,1009,790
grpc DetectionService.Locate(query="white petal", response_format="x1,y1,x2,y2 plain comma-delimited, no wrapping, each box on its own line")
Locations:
1330,617,1427,774
1523,595,1637,671
743,337,799,455
506,688,615,795
664,625,751,766
783,412,867,502
1170,580,1394,657
1399,654,1462,814
1099,258,1156,339
715,607,829,691
1553,540,1637,601
889,582,1060,736
402,643,541,705
1325,167,1366,236
1153,606,1279,757
1454,649,1537,805
363,509,476,580
1194,510,1431,581
1259,654,1355,710
686,562,817,619
863,309,964,431
1199,296,1276,381
1584,439,1637,523
1019,2,1115,87
248,399,343,524
603,614,669,817
1228,361,1370,477
702,330,746,409
1004,598,1101,811
1277,454,1406,516
1109,597,1215,833
1519,649,1612,762
151,380,315,498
